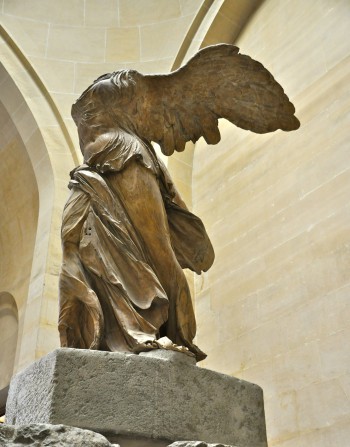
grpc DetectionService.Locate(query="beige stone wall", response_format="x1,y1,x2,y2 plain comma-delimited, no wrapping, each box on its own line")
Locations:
0,295,19,391
193,1,350,446
0,0,201,153
0,72,39,377
0,102,38,314
0,40,75,372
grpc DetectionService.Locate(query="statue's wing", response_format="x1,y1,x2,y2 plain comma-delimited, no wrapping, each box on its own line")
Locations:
139,44,300,155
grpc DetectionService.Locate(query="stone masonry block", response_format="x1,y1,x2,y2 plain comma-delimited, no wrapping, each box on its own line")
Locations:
6,348,267,447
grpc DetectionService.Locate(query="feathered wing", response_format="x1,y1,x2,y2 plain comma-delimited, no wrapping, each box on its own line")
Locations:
137,44,300,155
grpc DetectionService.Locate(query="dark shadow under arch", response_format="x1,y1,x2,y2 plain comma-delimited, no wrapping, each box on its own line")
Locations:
0,292,18,416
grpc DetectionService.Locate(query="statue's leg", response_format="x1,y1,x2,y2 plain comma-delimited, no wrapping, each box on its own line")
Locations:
108,161,197,350
59,188,104,349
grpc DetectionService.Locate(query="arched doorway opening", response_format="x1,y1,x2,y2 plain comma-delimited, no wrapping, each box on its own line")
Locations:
0,293,18,416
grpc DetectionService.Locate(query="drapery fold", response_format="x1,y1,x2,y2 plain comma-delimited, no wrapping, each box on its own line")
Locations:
59,141,214,361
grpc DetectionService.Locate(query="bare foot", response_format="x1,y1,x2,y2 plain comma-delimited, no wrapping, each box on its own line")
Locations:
133,336,195,358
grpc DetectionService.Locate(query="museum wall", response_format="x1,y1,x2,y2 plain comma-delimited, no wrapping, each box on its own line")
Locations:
0,38,79,377
0,94,38,389
0,0,201,153
0,102,38,319
193,1,350,446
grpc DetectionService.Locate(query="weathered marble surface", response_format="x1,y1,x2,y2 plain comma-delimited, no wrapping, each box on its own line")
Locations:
6,348,267,447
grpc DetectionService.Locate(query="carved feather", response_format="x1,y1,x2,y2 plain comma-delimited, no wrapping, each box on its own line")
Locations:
72,44,300,158
137,44,300,155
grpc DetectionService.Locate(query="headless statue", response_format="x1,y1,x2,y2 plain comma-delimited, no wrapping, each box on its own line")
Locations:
58,44,299,361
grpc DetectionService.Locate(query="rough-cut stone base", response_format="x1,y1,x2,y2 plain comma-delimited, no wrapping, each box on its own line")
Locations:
6,348,267,447
0,423,117,446
0,424,238,447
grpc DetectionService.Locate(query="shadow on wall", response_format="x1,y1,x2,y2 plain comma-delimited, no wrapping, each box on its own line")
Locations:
0,292,18,416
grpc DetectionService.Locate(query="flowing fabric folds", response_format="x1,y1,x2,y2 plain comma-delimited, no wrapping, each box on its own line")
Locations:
59,152,214,359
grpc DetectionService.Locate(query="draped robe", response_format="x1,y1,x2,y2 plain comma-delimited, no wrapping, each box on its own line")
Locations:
59,131,214,361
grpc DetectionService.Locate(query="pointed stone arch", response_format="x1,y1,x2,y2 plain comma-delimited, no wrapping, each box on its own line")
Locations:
0,27,77,374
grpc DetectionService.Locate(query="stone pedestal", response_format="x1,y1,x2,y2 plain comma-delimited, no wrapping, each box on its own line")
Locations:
6,348,267,447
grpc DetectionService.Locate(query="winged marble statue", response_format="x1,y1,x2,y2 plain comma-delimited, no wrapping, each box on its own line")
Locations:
59,44,299,361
